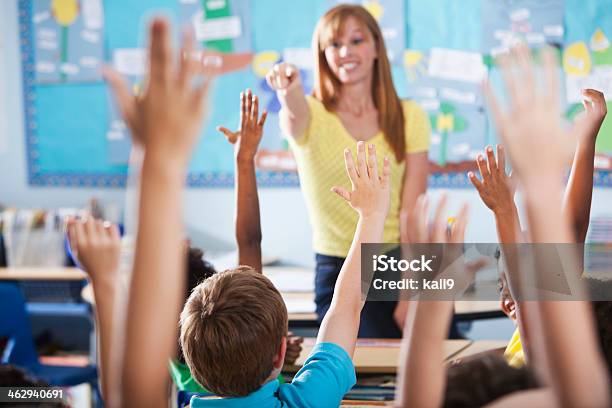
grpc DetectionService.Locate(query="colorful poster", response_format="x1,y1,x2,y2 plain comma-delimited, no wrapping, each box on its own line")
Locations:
481,0,564,55
33,0,104,83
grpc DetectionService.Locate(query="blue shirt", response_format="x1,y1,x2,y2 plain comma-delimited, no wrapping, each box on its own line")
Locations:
190,342,356,408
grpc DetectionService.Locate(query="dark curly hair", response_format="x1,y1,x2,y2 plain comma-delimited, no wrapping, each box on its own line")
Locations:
444,352,538,407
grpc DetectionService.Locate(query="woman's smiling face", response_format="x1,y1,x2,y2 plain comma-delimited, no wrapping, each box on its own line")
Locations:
323,16,378,85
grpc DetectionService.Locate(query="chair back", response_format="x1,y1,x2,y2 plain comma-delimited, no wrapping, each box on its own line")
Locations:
0,283,40,368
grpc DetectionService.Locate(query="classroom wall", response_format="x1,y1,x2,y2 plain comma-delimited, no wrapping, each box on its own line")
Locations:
2,1,612,267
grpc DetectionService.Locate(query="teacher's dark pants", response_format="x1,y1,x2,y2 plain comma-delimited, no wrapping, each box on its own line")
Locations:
314,253,402,338
314,253,462,339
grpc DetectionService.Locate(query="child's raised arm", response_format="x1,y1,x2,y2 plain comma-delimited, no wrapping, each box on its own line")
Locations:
316,142,390,356
563,89,607,243
484,45,610,408
395,196,477,408
106,18,211,407
66,218,121,402
468,145,522,244
217,89,267,272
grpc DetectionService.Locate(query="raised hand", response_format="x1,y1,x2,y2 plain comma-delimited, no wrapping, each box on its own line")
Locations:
284,332,304,365
67,217,121,281
266,62,302,94
104,21,212,165
217,89,268,161
332,142,391,219
485,45,578,185
468,145,516,214
411,194,469,244
573,88,607,143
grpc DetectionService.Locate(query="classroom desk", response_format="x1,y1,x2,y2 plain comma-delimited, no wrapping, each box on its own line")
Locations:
0,267,87,281
14,265,501,324
284,338,472,374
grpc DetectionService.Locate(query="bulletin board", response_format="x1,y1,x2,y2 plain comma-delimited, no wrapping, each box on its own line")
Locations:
18,0,612,188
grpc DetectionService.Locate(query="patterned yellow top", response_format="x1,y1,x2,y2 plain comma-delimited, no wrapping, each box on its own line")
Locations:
288,95,430,257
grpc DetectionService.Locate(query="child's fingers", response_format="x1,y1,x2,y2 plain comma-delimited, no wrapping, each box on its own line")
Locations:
246,89,253,122
514,44,535,104
106,222,120,242
541,46,559,104
496,145,506,173
450,203,469,243
178,27,197,88
343,148,359,184
239,91,246,127
416,194,430,243
216,126,238,144
483,80,506,134
497,53,520,108
102,66,135,121
331,186,351,202
468,171,484,192
66,218,78,252
380,157,391,187
75,218,87,248
251,94,259,123
258,110,268,129
485,145,497,173
367,144,379,181
432,194,448,243
148,19,173,85
356,141,367,179
476,154,489,181
193,76,212,114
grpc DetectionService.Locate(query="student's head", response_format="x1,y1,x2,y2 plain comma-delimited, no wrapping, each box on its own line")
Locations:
184,246,216,302
312,4,405,162
496,248,517,321
444,352,538,407
180,267,288,397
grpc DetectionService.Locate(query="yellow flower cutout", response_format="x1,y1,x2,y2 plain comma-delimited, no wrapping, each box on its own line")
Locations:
52,0,79,27
362,1,384,21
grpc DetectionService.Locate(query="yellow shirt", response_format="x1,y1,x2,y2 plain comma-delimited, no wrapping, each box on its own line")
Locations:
288,95,430,257
504,328,526,368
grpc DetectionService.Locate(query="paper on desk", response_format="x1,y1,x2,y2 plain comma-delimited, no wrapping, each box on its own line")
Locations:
284,298,316,314
428,48,487,83
265,267,315,292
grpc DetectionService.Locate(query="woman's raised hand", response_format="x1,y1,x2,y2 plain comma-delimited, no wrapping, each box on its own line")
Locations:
266,62,302,94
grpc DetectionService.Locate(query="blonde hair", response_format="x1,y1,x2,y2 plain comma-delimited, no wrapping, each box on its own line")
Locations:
180,267,288,397
312,4,406,162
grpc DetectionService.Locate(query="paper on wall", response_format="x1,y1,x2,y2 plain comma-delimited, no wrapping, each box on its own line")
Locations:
82,0,103,30
282,48,313,70
113,48,147,76
428,48,487,83
566,67,612,103
193,14,241,42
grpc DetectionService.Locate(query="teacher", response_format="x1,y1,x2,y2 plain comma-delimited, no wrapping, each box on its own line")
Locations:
266,4,430,337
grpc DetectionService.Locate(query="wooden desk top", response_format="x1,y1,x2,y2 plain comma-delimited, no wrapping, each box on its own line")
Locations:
0,267,87,281
284,338,472,374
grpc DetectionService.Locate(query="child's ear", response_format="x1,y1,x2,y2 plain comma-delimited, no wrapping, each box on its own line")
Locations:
273,336,287,370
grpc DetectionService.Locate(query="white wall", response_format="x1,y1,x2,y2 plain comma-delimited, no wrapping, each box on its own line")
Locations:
2,1,611,268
